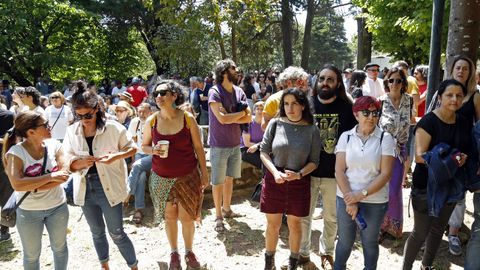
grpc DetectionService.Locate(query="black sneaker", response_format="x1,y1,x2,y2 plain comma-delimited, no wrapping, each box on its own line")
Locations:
0,231,11,242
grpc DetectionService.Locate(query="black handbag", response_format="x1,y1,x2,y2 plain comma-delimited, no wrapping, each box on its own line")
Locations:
251,181,262,202
0,147,48,227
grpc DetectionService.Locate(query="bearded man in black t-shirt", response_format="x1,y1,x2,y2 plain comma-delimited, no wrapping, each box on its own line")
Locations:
298,65,357,269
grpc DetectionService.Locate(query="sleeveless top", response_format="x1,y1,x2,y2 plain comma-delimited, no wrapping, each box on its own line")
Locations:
151,113,197,178
457,92,477,126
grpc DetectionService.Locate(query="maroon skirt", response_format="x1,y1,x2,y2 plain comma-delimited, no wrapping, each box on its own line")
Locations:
260,168,311,217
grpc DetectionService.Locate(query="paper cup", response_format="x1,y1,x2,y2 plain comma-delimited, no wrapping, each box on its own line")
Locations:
157,140,170,158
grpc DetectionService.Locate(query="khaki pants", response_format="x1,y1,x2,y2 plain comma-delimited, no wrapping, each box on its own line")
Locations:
300,177,337,256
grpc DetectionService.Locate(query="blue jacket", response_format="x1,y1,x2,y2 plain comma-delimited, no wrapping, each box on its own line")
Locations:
465,122,480,192
423,142,465,217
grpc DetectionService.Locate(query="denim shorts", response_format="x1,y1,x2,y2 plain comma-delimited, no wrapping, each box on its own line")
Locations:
210,146,242,185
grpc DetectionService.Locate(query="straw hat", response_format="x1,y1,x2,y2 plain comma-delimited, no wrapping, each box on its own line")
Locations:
110,100,134,116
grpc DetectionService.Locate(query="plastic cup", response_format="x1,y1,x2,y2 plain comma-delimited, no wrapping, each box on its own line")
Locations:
157,140,169,158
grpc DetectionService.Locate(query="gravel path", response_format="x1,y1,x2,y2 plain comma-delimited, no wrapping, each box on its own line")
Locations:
0,187,472,270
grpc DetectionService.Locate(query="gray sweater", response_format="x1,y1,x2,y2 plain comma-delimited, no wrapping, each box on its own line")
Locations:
260,118,321,171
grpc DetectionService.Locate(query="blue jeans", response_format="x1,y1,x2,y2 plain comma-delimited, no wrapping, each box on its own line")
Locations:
81,174,138,267
128,155,152,209
16,203,69,270
334,197,388,270
466,193,480,270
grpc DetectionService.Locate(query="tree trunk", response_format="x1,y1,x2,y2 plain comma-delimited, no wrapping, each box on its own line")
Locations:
281,0,294,67
215,20,227,59
300,0,316,70
356,14,372,69
231,22,237,63
445,0,480,75
0,60,33,86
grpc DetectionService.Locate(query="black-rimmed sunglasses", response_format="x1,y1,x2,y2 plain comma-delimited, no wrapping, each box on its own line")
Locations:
153,89,170,97
388,78,403,84
360,110,380,117
75,108,97,120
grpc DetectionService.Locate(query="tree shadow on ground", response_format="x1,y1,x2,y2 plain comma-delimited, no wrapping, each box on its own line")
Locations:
0,239,19,262
217,218,266,256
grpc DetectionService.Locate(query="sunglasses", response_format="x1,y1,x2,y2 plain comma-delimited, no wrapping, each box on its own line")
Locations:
34,122,49,129
50,96,61,99
153,90,170,97
76,108,97,120
360,110,380,117
388,78,403,84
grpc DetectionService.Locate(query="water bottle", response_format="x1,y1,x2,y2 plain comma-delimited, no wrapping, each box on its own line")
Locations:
355,210,367,230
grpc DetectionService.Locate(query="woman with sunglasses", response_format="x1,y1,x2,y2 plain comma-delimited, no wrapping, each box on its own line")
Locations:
3,111,70,270
334,96,395,270
402,79,470,270
45,91,74,142
377,68,414,240
62,80,139,270
141,80,208,270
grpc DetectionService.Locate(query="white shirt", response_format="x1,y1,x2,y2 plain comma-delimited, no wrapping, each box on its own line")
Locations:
335,126,396,203
62,120,135,206
253,81,261,95
362,77,385,98
45,105,74,140
111,86,127,104
6,139,66,210
127,117,146,154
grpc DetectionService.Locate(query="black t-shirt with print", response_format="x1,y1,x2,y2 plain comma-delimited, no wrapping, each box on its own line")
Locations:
311,96,357,178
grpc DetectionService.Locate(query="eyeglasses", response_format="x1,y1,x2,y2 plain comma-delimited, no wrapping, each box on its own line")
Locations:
115,108,127,113
153,90,170,97
360,110,380,117
388,78,403,84
75,108,97,120
367,69,379,72
50,96,61,100
35,122,49,129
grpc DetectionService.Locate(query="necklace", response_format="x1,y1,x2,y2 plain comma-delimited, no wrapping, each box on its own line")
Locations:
287,118,302,123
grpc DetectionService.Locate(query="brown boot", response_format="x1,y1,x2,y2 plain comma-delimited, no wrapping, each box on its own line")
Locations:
264,253,276,270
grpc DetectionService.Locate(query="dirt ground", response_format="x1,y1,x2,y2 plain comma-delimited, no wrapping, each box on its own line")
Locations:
0,186,474,270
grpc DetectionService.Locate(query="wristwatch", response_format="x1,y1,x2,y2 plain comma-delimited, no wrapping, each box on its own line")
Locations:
361,189,368,197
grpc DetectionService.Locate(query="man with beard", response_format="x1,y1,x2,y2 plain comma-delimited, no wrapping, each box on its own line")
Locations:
261,66,309,130
209,59,252,232
298,64,357,269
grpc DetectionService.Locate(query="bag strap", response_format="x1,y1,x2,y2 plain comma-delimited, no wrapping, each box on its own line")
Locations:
49,105,64,130
15,146,48,209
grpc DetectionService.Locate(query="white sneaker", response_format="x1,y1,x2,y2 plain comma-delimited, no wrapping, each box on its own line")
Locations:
448,235,462,256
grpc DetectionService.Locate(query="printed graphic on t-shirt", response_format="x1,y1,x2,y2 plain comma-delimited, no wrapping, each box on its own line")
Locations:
314,113,339,154
24,164,58,177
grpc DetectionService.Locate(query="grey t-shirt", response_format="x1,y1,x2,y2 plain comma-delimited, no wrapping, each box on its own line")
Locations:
260,118,321,171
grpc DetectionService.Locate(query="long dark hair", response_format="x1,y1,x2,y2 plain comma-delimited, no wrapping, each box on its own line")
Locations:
71,80,106,130
383,67,408,94
349,70,367,90
313,64,352,104
279,88,314,124
2,111,45,165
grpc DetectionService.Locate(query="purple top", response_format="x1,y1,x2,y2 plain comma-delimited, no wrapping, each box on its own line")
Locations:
241,120,264,147
208,84,247,147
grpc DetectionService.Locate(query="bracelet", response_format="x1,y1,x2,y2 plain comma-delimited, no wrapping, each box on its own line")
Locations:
298,171,303,179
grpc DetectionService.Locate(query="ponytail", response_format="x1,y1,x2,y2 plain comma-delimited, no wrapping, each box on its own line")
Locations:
2,128,17,166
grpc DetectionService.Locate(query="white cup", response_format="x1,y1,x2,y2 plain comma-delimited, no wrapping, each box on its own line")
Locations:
156,140,170,158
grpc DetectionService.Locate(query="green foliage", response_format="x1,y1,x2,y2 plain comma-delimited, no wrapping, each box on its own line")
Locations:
309,6,353,69
352,0,450,66
0,0,154,86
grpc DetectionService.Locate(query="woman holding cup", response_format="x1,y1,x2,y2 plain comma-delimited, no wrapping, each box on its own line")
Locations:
142,80,208,270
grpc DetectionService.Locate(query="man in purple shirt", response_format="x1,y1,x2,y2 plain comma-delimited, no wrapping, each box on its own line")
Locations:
209,59,252,232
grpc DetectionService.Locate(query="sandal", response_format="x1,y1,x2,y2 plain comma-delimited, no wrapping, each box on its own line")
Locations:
214,218,225,232
222,208,244,218
132,210,143,224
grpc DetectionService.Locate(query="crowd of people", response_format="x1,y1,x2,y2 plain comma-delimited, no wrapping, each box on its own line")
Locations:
0,56,480,270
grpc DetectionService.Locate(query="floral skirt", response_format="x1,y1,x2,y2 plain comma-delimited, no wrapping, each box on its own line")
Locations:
149,167,203,224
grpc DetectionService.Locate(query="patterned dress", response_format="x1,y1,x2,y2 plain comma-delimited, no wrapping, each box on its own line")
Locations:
378,93,413,239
